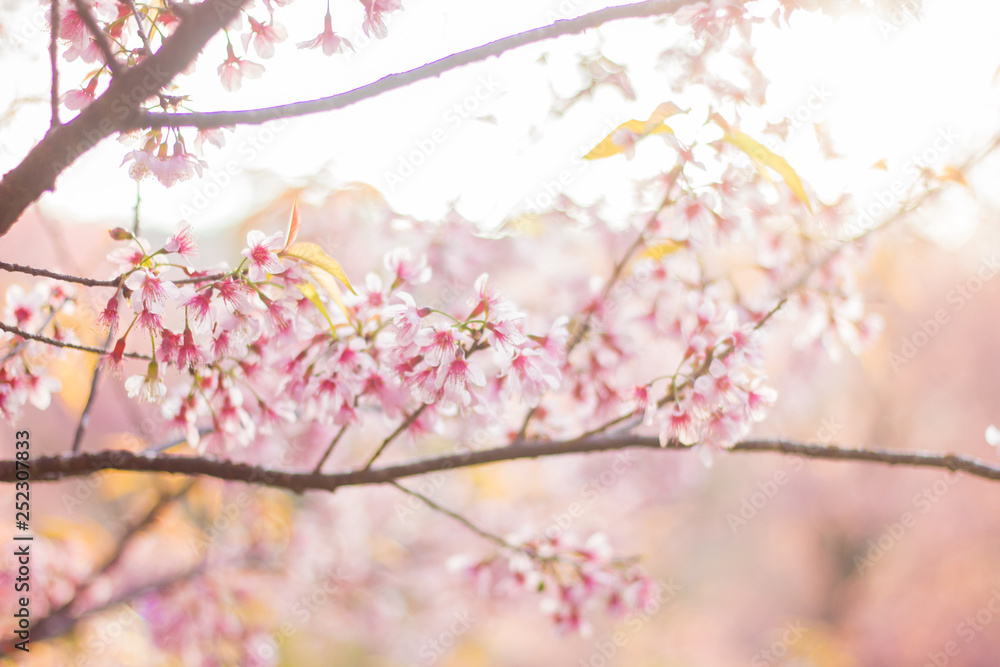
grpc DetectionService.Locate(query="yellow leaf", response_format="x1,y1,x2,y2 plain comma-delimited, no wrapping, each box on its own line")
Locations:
713,116,813,213
640,240,684,261
584,103,686,160
871,158,889,171
281,242,356,295
296,281,337,337
282,199,301,252
307,266,352,324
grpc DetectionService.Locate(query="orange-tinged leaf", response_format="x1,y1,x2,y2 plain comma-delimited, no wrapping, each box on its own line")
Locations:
713,117,813,213
296,281,337,337
938,166,967,186
871,158,889,171
282,199,300,252
281,242,356,295
584,103,686,160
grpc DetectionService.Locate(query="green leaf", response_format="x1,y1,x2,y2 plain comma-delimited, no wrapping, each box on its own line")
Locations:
281,241,356,295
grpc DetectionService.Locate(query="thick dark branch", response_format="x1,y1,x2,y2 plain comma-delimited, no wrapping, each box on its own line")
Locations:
134,0,696,131
2,438,996,493
0,0,252,237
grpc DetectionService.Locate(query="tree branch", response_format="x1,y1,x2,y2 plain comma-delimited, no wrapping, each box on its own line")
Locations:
70,0,123,75
0,0,252,237
49,0,61,128
132,0,697,131
0,320,150,359
2,437,996,493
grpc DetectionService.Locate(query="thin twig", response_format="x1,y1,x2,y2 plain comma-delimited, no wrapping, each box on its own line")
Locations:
390,482,511,550
123,0,153,56
31,482,194,636
71,331,114,453
312,424,349,474
363,404,427,470
0,320,149,359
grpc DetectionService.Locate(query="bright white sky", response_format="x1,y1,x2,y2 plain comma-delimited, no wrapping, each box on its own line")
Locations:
1,0,999,244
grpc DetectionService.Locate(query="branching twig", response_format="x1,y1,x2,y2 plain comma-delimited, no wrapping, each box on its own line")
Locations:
133,0,699,131
363,404,427,470
390,481,512,550
312,424,349,474
0,320,149,359
71,331,115,453
123,0,153,56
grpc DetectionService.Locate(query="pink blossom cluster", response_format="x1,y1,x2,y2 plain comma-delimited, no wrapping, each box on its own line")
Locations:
448,532,657,637
0,282,75,420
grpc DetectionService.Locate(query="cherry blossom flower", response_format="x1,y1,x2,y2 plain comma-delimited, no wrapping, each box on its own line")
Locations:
658,402,701,446
384,248,431,287
361,0,402,38
241,16,287,59
217,43,265,92
62,76,99,111
436,351,485,406
4,283,50,328
152,142,207,187
164,224,199,259
125,361,167,402
297,11,354,55
500,349,560,406
125,268,180,314
383,292,428,346
242,231,286,282
95,294,121,336
176,327,207,370
216,277,254,313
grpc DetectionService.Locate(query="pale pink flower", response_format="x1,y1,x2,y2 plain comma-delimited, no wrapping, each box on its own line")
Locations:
241,16,287,59
217,43,265,92
435,352,486,406
384,292,427,346
242,230,286,282
62,77,99,111
658,402,701,446
125,361,167,403
484,315,526,357
297,11,354,55
500,349,559,406
125,268,179,314
164,224,199,259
